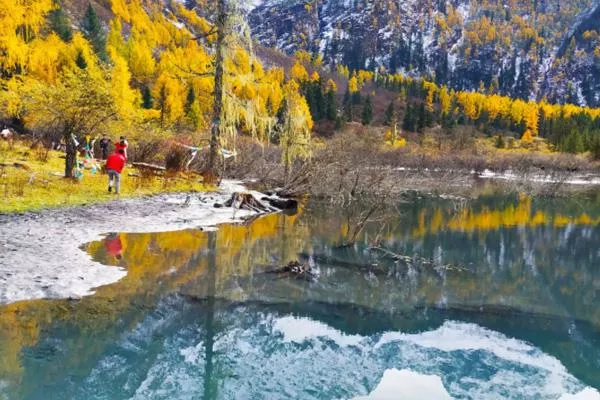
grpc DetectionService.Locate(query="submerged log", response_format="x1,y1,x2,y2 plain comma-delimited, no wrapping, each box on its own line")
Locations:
266,260,315,280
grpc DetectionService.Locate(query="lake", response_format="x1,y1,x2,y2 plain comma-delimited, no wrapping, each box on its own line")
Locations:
1,189,599,399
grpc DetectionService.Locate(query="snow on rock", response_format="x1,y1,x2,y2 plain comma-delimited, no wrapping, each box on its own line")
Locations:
0,180,272,305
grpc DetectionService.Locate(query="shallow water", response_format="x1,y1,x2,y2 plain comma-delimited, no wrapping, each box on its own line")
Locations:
1,191,600,399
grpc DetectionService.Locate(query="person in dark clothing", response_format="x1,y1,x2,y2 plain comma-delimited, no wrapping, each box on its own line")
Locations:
99,135,111,160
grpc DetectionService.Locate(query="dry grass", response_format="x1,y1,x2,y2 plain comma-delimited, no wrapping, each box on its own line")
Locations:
0,140,212,214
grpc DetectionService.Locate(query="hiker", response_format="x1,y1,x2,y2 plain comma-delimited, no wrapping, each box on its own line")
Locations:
99,134,110,160
106,149,126,194
115,136,128,159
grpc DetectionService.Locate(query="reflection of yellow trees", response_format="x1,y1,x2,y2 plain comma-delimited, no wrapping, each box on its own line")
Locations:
0,211,306,385
0,303,42,379
411,197,600,237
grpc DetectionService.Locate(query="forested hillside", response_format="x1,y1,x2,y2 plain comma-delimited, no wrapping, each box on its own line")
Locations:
250,0,600,106
0,0,313,177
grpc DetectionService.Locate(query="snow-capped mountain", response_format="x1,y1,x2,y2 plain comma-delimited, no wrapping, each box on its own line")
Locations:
249,0,600,106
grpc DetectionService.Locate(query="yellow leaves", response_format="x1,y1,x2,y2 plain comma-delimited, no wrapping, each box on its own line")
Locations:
26,34,65,83
107,18,127,58
384,129,406,148
326,79,337,93
109,49,139,119
154,72,186,126
111,0,131,23
290,61,309,82
457,91,483,120
295,50,312,65
439,86,451,116
424,81,437,111
521,129,534,143
312,54,323,68
523,102,539,136
127,30,156,83
357,70,374,86
280,80,313,169
485,94,511,121
0,78,25,117
348,76,359,93
336,64,350,78
0,0,312,155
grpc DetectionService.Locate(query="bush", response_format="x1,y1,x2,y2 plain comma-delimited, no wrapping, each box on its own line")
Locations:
164,145,190,172
495,135,505,149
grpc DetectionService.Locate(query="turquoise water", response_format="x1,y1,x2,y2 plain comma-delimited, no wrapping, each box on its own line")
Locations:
1,192,600,399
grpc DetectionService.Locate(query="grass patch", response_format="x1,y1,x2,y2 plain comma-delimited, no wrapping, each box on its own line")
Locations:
0,141,212,214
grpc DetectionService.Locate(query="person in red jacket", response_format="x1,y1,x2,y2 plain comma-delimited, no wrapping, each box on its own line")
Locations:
114,136,128,159
106,149,126,194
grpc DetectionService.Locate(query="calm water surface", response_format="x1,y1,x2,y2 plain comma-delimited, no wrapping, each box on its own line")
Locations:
1,190,600,399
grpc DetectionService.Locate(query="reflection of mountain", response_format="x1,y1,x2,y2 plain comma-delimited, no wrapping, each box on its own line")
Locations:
14,299,596,399
1,194,600,396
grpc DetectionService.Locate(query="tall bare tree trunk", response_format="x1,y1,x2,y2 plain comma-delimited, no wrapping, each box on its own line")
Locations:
65,131,76,178
207,0,227,184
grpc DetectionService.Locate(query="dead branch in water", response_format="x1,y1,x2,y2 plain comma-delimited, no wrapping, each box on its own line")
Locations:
264,260,316,281
368,245,472,273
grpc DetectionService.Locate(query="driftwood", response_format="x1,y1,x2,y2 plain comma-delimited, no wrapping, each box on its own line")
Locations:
225,192,277,213
224,192,301,213
266,260,316,280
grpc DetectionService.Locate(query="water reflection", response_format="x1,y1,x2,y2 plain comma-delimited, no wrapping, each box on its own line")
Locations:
1,193,600,398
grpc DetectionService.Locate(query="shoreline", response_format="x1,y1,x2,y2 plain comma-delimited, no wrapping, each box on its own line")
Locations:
0,180,273,305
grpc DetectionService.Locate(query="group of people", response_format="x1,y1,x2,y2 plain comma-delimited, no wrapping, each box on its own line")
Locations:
96,135,129,194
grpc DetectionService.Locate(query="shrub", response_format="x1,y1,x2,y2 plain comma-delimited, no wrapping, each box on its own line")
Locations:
164,145,190,172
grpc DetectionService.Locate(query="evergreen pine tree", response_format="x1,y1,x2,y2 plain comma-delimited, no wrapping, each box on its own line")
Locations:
417,103,427,132
403,101,415,132
335,116,343,130
50,1,73,42
185,86,196,115
325,89,337,121
306,82,320,121
352,89,361,105
315,83,325,121
81,4,107,62
384,100,395,126
141,85,153,109
361,96,373,125
343,86,352,122
75,50,87,69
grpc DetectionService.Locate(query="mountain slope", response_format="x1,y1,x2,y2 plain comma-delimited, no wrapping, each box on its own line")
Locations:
249,0,600,106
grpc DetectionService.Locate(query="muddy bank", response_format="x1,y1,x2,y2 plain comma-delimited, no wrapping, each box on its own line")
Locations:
0,181,271,305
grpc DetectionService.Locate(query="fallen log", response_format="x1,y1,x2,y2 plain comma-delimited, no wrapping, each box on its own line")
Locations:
131,162,166,171
0,162,31,170
224,192,279,213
